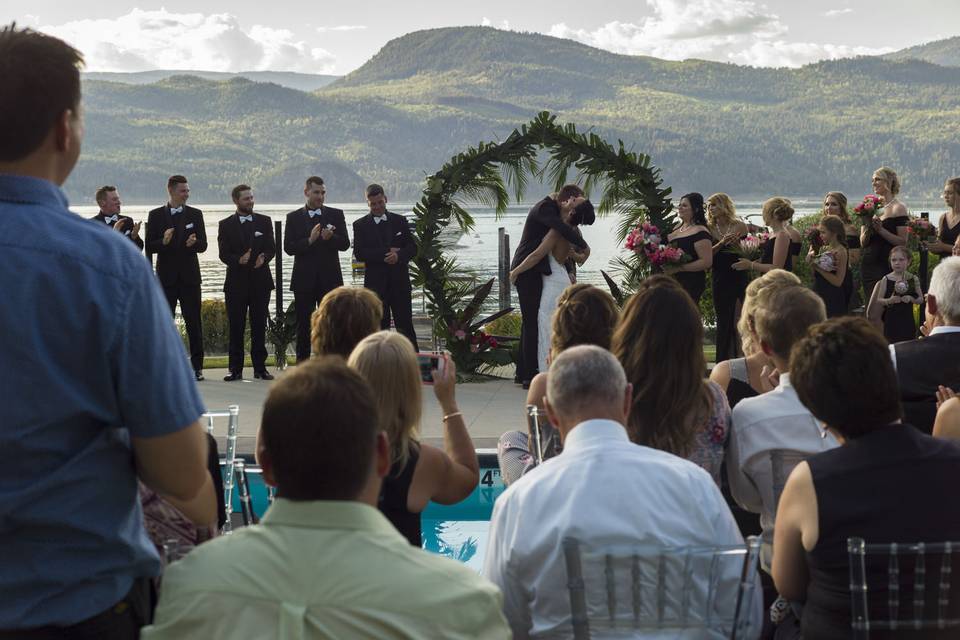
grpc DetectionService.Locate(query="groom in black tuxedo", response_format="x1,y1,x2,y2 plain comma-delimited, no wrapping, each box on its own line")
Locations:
353,183,418,349
218,185,275,382
146,174,207,381
511,184,591,387
284,176,351,362
91,185,143,250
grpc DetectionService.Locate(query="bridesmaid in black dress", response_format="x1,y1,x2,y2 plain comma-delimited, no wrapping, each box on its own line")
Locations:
732,197,801,275
807,215,852,317
666,193,714,306
707,193,748,362
860,167,910,300
823,191,863,310
927,177,960,258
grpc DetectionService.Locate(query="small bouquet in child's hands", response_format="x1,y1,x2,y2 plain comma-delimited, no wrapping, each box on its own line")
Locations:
853,195,883,225
805,227,824,252
907,217,935,250
894,280,910,295
816,250,837,272
625,222,691,267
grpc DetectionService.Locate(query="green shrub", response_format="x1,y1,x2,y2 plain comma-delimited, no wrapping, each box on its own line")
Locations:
483,311,521,337
179,299,250,355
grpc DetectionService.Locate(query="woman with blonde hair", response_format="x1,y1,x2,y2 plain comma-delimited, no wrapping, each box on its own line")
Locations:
710,269,802,409
707,193,749,362
310,286,382,358
347,331,478,546
732,197,802,274
927,177,960,258
861,166,909,299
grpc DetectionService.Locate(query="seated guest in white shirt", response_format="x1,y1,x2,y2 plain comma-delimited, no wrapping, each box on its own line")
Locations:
143,357,510,640
483,345,761,639
890,256,960,433
727,284,837,576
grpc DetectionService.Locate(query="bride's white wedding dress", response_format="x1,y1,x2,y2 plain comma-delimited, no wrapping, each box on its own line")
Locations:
538,253,572,372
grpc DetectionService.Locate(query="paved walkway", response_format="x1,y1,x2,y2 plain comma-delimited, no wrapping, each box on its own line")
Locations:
199,367,527,454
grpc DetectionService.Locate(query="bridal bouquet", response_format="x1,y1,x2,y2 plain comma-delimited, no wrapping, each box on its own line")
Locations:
853,195,883,225
805,227,824,252
907,217,935,250
625,223,690,267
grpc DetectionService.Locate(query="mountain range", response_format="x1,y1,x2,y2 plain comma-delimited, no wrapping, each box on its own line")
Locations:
69,27,960,205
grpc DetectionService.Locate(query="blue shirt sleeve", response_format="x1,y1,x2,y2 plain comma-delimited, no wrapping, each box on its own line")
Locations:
114,260,206,438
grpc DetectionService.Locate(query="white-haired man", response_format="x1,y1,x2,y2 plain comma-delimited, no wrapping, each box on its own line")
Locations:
891,256,960,433
482,345,761,638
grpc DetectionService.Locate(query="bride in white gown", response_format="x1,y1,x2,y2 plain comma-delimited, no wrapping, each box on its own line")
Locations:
509,212,588,372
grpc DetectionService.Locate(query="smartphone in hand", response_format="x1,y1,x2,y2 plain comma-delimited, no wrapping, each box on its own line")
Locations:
416,352,445,385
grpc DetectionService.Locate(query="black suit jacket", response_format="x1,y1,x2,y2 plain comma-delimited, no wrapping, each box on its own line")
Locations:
510,197,588,278
283,205,349,293
218,212,276,294
91,213,144,251
146,204,207,287
353,211,416,294
894,331,960,434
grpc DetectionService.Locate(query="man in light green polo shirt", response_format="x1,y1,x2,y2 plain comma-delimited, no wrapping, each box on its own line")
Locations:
143,357,510,640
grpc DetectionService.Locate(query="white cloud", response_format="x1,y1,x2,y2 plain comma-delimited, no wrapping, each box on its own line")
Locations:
39,8,336,73
824,8,853,17
549,0,889,68
316,25,367,32
481,17,511,30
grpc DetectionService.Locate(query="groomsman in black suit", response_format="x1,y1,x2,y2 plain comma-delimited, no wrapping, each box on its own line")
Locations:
146,175,207,381
91,185,143,250
283,176,350,362
218,185,276,382
511,184,590,387
353,184,418,349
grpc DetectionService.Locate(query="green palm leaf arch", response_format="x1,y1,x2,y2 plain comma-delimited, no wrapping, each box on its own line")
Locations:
411,111,674,372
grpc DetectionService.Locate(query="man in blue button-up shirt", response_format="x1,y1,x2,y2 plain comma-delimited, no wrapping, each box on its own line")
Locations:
0,24,216,638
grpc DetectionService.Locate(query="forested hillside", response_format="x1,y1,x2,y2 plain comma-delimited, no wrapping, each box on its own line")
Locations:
69,27,960,204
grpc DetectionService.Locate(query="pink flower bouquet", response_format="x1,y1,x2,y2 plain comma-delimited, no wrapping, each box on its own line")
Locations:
625,222,690,268
907,217,935,249
853,195,883,225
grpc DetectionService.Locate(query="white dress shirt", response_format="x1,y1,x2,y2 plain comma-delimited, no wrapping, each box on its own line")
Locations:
482,419,761,639
727,373,839,572
889,325,960,371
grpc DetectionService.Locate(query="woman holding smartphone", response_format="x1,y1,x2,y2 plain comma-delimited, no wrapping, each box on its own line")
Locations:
348,331,478,547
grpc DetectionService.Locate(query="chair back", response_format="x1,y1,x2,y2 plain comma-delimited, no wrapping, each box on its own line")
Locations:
848,537,960,639
202,405,240,533
770,449,809,510
562,536,761,639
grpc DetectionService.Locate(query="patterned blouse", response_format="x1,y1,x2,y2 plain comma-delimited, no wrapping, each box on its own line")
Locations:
685,381,732,485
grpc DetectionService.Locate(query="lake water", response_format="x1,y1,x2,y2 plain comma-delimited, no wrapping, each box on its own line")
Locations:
71,199,945,317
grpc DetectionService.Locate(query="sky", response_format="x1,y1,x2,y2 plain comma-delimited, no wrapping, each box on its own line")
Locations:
4,0,959,75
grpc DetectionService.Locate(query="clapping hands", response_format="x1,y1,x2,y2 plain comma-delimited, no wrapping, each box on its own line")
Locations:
937,385,957,410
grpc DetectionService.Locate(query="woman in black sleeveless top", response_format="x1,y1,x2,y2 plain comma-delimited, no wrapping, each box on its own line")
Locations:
665,193,714,306
773,318,960,640
348,331,480,546
732,197,802,275
861,167,910,300
707,193,749,362
927,178,960,258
